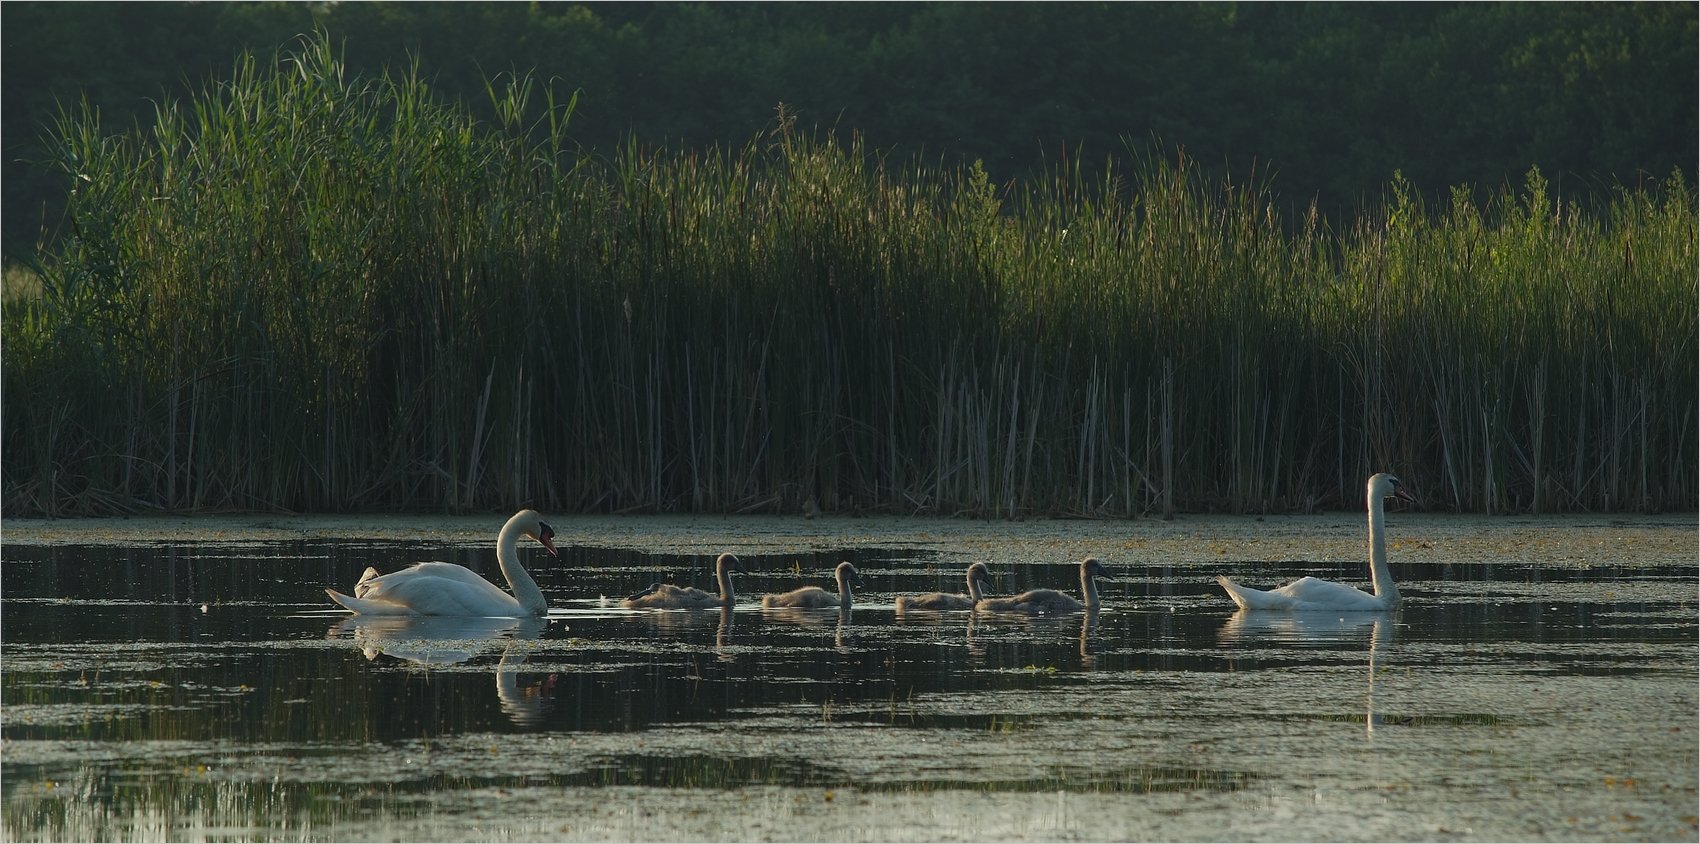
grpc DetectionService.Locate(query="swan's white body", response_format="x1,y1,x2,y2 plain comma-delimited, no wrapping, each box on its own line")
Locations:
763,561,863,609
976,557,1111,614
623,553,747,609
897,563,993,611
1217,473,1414,612
325,510,557,617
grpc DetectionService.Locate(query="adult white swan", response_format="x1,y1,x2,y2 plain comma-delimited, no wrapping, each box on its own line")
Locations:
325,509,558,616
1217,473,1415,612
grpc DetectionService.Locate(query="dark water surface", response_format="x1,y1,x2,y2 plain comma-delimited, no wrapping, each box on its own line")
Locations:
3,534,1695,842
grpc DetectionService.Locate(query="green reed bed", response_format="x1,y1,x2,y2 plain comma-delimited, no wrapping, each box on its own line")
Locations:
4,36,1693,516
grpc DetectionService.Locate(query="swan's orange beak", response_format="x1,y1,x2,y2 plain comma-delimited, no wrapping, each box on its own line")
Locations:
1393,486,1418,506
537,521,559,557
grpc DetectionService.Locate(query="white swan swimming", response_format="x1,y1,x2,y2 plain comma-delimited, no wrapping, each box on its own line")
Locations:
762,561,863,609
896,562,994,611
622,552,748,609
976,557,1112,614
1217,472,1415,612
325,509,558,616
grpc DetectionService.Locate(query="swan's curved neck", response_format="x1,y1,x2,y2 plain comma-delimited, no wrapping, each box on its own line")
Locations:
1080,565,1101,611
498,515,547,615
836,570,855,608
966,570,985,602
1367,494,1400,604
716,561,737,604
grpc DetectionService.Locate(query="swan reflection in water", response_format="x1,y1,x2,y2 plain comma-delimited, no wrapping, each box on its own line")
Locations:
624,604,739,664
327,615,558,729
962,607,1105,671
1218,610,1397,736
719,606,735,661
834,606,852,653
1078,609,1101,670
762,604,855,653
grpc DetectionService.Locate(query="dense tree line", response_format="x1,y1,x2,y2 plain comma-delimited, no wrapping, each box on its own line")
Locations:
2,2,1693,262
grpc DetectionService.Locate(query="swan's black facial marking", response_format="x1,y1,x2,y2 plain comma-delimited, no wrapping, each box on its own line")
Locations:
535,520,560,557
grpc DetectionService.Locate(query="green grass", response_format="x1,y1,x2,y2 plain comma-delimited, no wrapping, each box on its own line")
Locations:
3,33,1694,516
2,262,43,303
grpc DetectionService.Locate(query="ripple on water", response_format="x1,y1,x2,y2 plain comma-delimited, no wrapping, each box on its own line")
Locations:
2,528,1695,843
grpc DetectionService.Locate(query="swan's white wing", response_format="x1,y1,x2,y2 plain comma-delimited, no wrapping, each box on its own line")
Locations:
352,567,382,597
359,563,505,602
366,562,501,591
1219,575,1387,611
1271,576,1386,610
359,567,522,616
1216,575,1270,610
326,589,417,615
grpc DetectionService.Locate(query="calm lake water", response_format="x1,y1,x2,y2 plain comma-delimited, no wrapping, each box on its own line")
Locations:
2,517,1695,842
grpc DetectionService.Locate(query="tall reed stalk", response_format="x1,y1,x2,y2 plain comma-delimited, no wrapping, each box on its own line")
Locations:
4,34,1694,516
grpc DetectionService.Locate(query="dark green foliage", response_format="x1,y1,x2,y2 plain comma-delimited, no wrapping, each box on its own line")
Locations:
3,36,1693,515
2,2,1694,258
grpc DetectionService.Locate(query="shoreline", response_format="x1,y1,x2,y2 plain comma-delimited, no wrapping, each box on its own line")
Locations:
3,511,1693,569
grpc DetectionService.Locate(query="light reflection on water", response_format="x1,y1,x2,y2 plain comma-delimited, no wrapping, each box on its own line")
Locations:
2,535,1696,842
